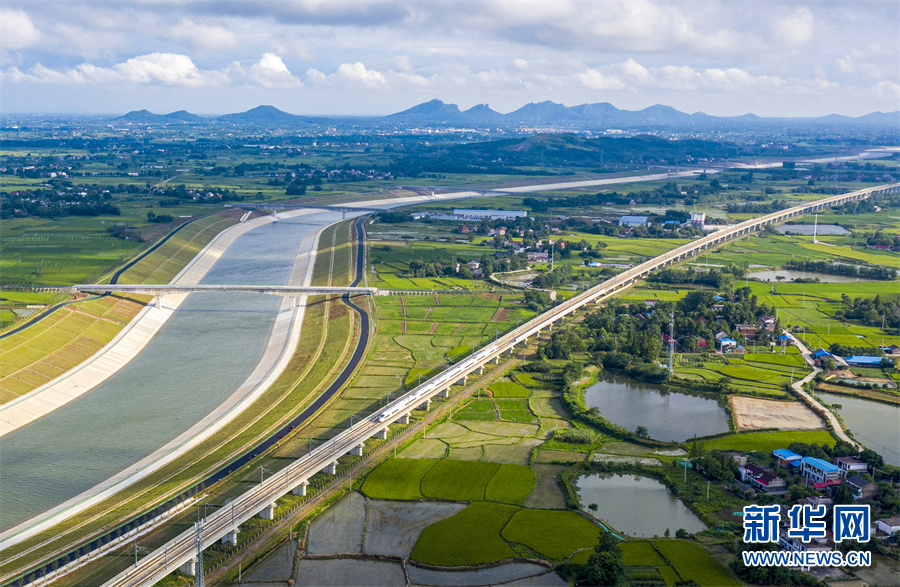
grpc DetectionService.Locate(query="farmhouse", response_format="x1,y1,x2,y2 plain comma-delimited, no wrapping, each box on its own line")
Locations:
846,476,877,501
735,323,758,339
773,449,802,468
757,315,776,331
876,516,900,536
834,456,868,476
801,456,843,484
739,463,786,493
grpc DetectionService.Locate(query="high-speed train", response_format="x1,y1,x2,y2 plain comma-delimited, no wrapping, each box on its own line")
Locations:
376,344,499,423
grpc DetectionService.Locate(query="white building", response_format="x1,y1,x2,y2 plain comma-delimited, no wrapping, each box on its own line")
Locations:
453,209,527,220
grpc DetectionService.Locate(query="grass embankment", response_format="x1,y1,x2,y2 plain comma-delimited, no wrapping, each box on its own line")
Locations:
1,218,359,580
0,294,145,403
0,214,238,404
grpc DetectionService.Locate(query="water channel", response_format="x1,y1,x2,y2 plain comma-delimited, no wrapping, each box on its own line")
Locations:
576,473,707,537
817,392,900,466
0,211,343,532
583,374,729,442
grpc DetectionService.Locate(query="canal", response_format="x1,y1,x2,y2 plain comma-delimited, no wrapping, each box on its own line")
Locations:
0,211,344,532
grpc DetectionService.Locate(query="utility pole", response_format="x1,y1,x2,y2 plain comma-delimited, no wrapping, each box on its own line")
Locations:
668,312,675,374
194,521,205,587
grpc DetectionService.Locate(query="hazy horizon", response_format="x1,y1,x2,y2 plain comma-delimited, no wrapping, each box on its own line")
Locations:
2,1,898,118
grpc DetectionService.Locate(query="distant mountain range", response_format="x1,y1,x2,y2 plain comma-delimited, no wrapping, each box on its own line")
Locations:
115,100,899,130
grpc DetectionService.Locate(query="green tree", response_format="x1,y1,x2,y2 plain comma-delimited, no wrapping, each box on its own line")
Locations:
585,552,624,586
834,481,854,505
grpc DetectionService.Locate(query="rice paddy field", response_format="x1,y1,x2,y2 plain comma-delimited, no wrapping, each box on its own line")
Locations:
310,291,537,441
699,429,836,452
699,230,900,269
615,539,740,587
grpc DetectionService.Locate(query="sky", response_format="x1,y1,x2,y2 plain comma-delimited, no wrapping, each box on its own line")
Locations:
1,1,898,118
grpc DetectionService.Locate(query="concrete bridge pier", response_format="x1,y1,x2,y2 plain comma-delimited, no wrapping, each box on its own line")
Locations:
290,296,298,310
221,528,239,546
397,413,410,425
417,399,431,411
456,376,467,386
488,356,499,364
437,388,449,398
154,296,162,310
351,443,364,456
259,503,277,520
473,366,484,375
292,481,309,497
504,347,515,354
376,428,389,439
178,558,196,575
322,462,337,475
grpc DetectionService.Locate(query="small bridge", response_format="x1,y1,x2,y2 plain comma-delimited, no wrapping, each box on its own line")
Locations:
69,284,377,308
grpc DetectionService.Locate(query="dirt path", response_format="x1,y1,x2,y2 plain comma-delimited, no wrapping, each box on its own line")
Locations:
787,332,862,449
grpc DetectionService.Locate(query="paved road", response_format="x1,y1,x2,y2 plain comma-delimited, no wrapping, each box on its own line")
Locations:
787,332,862,449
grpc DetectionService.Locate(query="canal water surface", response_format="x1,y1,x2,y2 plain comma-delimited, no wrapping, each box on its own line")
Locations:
0,211,344,532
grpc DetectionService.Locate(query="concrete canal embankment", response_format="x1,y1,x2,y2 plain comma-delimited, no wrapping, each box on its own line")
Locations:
0,209,350,540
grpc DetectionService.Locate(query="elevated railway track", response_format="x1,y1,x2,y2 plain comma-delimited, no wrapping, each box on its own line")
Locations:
6,183,898,587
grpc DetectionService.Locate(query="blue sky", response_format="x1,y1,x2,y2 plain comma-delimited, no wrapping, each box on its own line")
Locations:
1,1,898,117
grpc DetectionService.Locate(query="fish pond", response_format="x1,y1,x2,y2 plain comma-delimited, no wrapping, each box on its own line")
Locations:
576,473,707,538
583,374,729,442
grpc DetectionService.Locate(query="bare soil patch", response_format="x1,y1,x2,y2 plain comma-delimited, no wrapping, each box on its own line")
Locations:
306,491,367,555
365,500,466,557
294,558,405,586
731,395,825,431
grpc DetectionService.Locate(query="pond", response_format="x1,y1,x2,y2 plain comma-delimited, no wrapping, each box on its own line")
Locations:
775,224,850,236
818,392,900,466
576,473,707,538
583,374,729,442
747,269,859,283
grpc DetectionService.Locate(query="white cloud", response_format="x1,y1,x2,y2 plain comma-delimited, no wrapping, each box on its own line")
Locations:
874,81,900,99
774,6,814,45
336,62,386,87
6,53,227,87
307,62,387,88
169,19,238,52
1,8,41,49
578,59,788,94
578,69,626,91
245,53,302,88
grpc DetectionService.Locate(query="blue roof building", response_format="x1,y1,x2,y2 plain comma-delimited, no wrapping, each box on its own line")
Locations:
844,356,885,366
773,449,800,461
618,215,649,228
801,456,842,483
812,349,833,359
